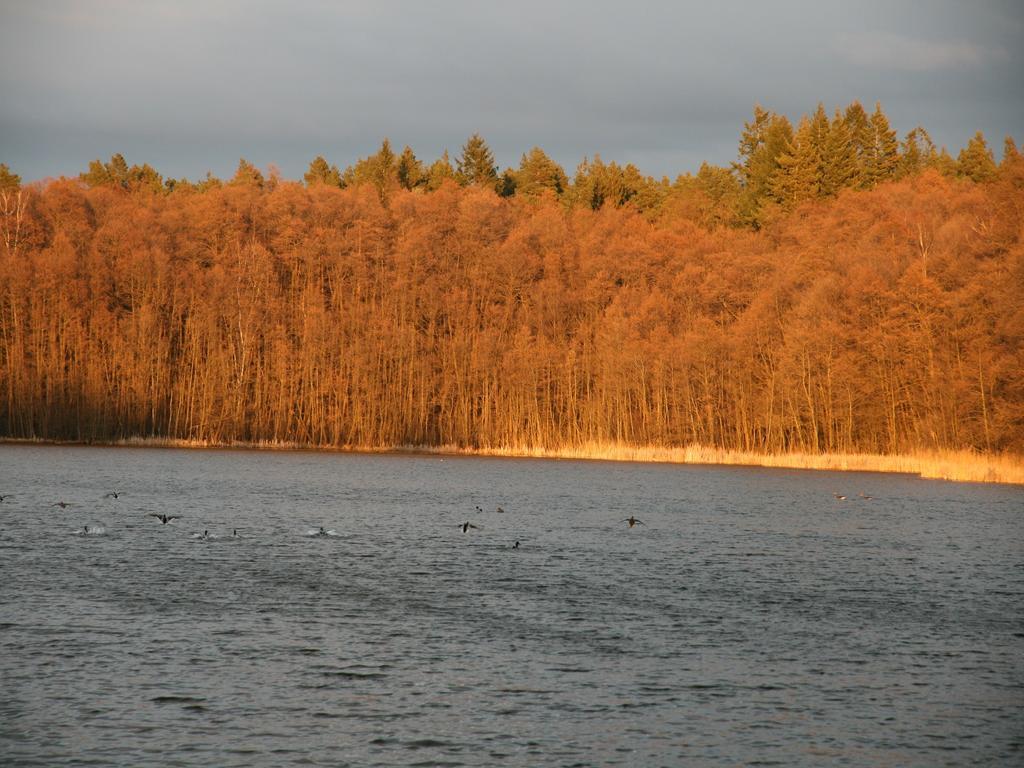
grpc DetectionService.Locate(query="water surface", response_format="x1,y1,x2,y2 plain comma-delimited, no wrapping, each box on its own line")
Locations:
1,445,1021,766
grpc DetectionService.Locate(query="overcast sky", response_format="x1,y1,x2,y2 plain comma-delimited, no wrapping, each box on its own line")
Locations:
1,0,1021,183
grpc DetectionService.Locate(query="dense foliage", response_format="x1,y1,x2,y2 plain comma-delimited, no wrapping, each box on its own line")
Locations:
1,103,1021,454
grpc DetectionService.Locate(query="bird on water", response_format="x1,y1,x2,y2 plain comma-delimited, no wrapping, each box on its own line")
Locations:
833,493,847,501
512,540,520,549
52,501,72,509
622,516,646,528
150,514,180,525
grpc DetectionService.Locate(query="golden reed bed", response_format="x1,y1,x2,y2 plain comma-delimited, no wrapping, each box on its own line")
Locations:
440,443,1024,486
3,437,1019,485
46,438,1016,486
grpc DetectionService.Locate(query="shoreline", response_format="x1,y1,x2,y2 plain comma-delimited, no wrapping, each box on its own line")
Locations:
2,436,1022,486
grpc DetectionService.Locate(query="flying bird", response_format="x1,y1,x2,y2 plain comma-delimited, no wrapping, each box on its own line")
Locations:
460,522,480,533
150,514,180,525
104,491,122,499
52,501,72,509
621,516,645,528
0,494,12,502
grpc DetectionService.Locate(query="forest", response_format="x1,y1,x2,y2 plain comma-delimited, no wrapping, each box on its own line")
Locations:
1,101,1022,462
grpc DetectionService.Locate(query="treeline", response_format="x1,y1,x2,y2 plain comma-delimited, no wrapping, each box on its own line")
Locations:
0,104,1022,455
66,101,1010,230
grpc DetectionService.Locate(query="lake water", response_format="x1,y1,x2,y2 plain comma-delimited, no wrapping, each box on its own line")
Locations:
0,444,1021,766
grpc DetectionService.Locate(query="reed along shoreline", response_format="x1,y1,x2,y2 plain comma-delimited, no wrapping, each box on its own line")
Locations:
3,437,1022,486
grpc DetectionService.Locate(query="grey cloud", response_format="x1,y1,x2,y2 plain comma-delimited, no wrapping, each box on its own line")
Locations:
1,1,1022,182
836,32,1009,72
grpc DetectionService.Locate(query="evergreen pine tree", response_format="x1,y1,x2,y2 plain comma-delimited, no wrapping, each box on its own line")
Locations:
304,156,343,187
396,146,424,190
456,133,498,188
931,147,958,177
1002,136,1020,166
81,159,112,188
425,150,456,191
692,162,741,228
866,103,899,184
957,131,997,182
514,147,568,197
127,162,163,193
231,158,264,187
81,153,132,188
899,127,936,177
497,168,517,197
108,153,130,188
843,101,873,187
0,164,20,194
341,139,398,199
569,156,603,210
733,106,794,226
821,108,858,195
373,138,396,189
771,115,819,207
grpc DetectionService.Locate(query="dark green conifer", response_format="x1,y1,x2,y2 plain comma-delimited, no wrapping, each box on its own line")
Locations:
733,106,794,226
425,150,457,191
456,133,498,188
866,103,899,184
304,155,343,187
771,115,819,207
514,147,568,197
231,158,264,187
821,108,858,195
957,131,997,182
396,146,424,190
843,101,873,186
0,163,22,194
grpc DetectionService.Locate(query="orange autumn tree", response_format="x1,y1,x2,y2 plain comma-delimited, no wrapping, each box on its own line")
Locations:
1,113,1022,456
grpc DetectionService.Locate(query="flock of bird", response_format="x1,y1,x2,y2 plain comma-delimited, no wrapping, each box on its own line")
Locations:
0,491,650,547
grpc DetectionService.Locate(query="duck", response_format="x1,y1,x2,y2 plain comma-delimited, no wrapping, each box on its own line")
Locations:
150,514,180,525
621,516,645,528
